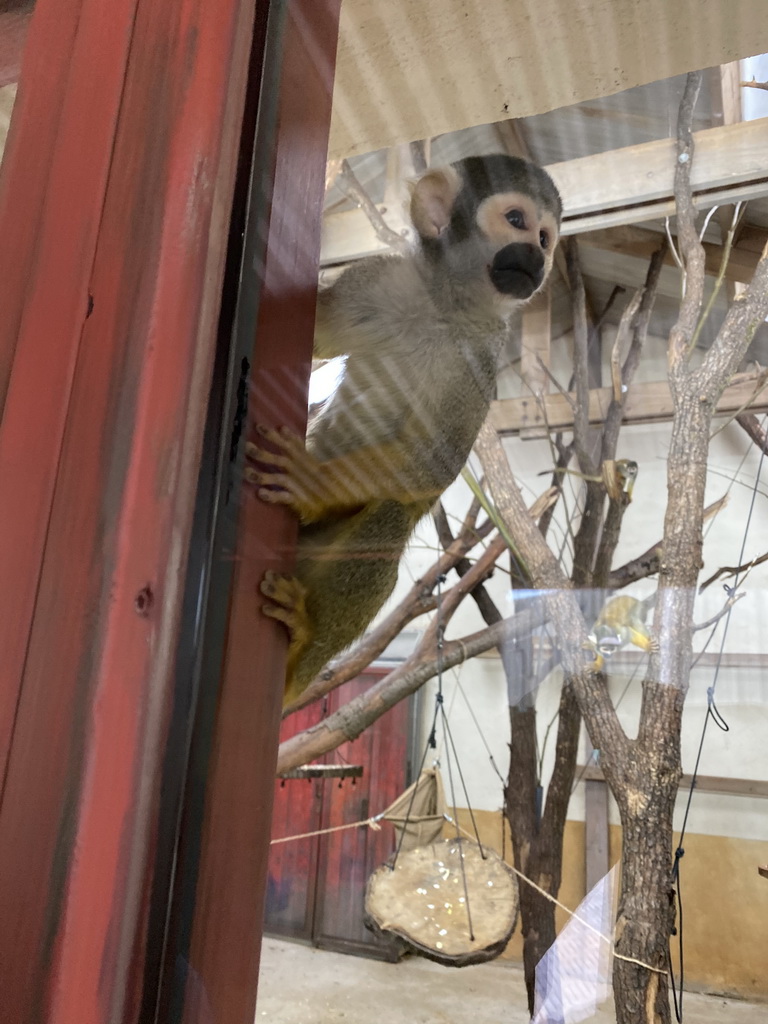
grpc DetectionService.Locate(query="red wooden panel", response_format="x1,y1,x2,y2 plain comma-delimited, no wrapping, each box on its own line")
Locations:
266,672,413,958
267,702,326,940
315,673,412,956
170,3,342,1022
0,0,142,779
0,0,259,1022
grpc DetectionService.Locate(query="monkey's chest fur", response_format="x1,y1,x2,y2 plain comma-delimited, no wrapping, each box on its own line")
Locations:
309,317,506,501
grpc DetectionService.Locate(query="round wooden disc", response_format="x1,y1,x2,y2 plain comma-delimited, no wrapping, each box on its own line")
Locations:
365,837,518,966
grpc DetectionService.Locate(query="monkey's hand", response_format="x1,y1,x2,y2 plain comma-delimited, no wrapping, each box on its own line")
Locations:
247,425,378,523
246,426,336,523
246,424,441,521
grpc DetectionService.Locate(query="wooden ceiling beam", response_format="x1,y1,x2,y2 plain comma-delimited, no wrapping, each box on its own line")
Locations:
552,117,768,234
320,119,768,265
491,370,768,436
579,224,768,285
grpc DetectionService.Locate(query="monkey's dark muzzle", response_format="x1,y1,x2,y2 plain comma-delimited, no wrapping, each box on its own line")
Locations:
488,243,545,298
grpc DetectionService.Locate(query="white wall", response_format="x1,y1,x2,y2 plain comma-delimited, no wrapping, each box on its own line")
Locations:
379,331,768,843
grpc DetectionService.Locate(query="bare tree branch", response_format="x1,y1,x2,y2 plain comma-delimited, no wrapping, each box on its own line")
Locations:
283,506,490,716
564,238,596,475
668,71,706,370
337,159,410,253
699,549,768,591
693,589,745,631
276,596,548,774
606,493,727,589
433,503,505,624
601,243,667,464
472,419,630,764
736,411,768,454
697,249,768,397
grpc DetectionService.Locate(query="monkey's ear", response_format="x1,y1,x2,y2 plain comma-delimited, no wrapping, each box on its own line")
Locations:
409,166,462,239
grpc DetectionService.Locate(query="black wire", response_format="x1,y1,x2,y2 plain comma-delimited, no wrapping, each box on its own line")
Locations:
669,417,765,1021
391,693,442,870
441,704,476,941
440,701,485,856
456,678,506,783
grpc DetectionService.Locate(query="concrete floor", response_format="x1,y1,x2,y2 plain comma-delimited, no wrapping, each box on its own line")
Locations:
256,937,765,1023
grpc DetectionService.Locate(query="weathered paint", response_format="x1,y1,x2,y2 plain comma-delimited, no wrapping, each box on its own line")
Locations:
160,3,343,1021
0,0,333,1021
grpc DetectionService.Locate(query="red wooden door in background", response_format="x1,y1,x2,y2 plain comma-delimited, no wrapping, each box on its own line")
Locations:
267,671,415,960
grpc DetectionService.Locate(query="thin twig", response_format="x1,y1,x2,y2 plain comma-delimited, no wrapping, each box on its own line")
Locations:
564,238,596,474
337,160,410,253
699,550,768,591
689,201,745,353
693,590,745,630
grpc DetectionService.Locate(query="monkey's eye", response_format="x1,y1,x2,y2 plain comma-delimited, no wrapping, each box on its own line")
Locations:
539,230,549,250
504,209,525,229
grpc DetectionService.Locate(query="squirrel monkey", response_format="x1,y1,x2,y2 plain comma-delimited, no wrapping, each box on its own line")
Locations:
588,594,658,670
247,155,562,705
544,458,639,501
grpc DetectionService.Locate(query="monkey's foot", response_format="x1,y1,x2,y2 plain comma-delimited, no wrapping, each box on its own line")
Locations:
261,572,313,705
260,571,310,639
245,425,342,523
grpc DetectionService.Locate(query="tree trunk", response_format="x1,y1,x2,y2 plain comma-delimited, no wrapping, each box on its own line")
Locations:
506,705,543,1011
613,784,678,1023
609,683,684,1024
506,683,581,1015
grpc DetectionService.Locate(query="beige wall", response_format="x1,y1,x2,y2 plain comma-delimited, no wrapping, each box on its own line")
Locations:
455,809,768,999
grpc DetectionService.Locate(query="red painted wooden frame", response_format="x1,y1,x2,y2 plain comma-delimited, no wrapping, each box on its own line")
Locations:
159,3,342,1020
0,0,340,1020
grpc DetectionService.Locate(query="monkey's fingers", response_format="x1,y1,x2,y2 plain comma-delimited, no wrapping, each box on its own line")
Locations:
247,468,330,522
245,467,294,491
260,572,311,646
254,424,305,454
262,601,301,632
245,440,294,470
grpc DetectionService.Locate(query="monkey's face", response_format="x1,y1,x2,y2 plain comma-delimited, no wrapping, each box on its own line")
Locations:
476,192,559,307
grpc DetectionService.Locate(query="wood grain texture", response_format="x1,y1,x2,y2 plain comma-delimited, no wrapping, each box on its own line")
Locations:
491,372,768,435
162,3,343,1022
0,0,262,1018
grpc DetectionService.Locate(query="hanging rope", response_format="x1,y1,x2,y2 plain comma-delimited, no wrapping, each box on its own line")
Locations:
388,573,487,942
270,811,662,975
